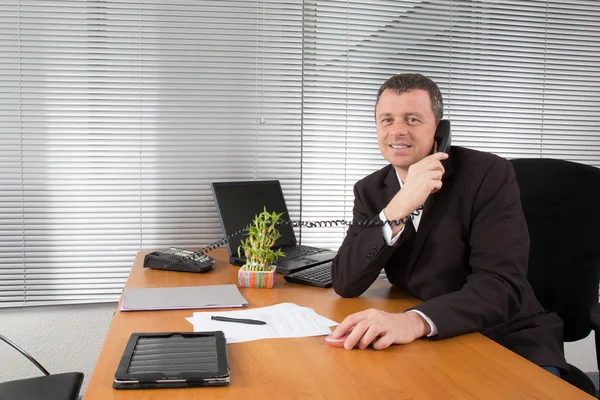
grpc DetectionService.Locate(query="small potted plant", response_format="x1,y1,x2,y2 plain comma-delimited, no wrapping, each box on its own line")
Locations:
237,207,286,288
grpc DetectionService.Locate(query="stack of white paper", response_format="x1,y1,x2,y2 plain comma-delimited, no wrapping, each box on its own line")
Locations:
185,302,339,343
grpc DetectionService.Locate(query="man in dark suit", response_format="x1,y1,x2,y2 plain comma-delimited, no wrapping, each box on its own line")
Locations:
331,73,567,374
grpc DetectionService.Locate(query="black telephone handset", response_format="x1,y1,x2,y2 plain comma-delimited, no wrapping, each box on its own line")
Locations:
434,119,451,153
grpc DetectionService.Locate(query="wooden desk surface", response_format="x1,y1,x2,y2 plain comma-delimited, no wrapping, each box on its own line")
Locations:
85,249,593,399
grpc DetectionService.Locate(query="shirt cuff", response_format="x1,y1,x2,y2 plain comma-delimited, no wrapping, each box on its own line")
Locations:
380,209,403,246
405,310,438,337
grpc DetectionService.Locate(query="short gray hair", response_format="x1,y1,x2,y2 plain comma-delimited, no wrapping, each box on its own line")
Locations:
375,73,444,122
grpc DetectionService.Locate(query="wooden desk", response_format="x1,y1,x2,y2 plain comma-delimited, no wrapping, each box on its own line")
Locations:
85,249,593,399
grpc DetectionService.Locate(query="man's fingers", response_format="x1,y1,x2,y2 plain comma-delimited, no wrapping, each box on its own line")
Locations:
434,163,445,175
344,324,368,350
358,326,382,349
372,334,394,350
429,151,449,161
334,311,423,351
332,311,367,338
332,321,354,338
408,158,445,178
429,169,444,181
427,160,445,174
430,181,443,194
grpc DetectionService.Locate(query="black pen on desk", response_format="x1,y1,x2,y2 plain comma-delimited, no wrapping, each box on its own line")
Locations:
211,316,267,325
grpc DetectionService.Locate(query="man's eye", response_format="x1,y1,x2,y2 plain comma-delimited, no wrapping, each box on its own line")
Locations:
407,117,419,124
381,118,392,124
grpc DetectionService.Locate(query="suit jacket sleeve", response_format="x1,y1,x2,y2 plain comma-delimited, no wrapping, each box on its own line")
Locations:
332,179,403,298
413,159,531,339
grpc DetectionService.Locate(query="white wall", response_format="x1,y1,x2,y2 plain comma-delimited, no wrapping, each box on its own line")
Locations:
0,304,596,397
565,333,597,373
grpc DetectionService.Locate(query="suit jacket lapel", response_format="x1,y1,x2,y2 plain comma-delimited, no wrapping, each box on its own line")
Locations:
406,155,455,274
382,165,401,211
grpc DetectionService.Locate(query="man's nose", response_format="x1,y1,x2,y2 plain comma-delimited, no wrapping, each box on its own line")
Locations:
390,121,408,136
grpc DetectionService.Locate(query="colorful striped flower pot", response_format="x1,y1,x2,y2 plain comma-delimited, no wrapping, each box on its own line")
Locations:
237,264,276,288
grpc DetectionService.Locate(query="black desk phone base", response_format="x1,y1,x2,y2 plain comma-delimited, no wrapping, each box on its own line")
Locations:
143,247,215,273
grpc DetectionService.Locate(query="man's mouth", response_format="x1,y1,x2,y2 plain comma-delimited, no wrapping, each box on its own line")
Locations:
390,144,411,149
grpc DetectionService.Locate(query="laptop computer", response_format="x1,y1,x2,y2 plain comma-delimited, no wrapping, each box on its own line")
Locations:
211,180,336,275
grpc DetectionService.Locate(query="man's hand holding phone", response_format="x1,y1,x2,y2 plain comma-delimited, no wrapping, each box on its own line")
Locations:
384,152,448,236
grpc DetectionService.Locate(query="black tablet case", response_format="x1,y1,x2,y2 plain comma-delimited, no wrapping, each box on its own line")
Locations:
113,331,230,390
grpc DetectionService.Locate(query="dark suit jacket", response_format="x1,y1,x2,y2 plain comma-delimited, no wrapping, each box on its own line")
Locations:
332,146,567,371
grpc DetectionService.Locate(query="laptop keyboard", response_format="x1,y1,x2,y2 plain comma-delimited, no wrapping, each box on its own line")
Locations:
284,261,332,288
282,245,321,258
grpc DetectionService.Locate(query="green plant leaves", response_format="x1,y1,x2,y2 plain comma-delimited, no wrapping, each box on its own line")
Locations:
238,207,286,270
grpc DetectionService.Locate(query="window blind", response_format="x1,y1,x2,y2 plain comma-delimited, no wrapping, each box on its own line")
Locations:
1,0,599,307
0,0,302,307
299,0,600,249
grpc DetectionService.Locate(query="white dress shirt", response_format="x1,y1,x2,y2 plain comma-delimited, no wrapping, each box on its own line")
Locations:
378,171,438,337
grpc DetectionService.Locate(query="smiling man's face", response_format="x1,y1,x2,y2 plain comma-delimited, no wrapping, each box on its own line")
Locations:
376,89,437,180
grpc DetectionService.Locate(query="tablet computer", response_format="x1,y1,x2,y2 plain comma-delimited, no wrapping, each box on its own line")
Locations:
113,331,230,390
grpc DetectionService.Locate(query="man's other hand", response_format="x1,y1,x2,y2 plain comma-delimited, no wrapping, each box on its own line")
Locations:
331,309,429,350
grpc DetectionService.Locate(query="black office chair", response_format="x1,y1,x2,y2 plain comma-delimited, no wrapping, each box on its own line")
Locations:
511,157,600,397
0,333,84,400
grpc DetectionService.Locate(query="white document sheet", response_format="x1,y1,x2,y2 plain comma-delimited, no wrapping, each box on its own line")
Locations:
186,302,339,343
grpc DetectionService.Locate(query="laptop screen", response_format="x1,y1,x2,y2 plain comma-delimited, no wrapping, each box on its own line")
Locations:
211,180,297,258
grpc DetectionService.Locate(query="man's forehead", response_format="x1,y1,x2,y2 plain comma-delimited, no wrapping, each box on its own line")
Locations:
379,88,430,101
376,110,426,117
376,90,433,115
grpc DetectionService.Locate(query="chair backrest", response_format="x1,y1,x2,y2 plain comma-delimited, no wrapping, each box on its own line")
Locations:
510,158,600,342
